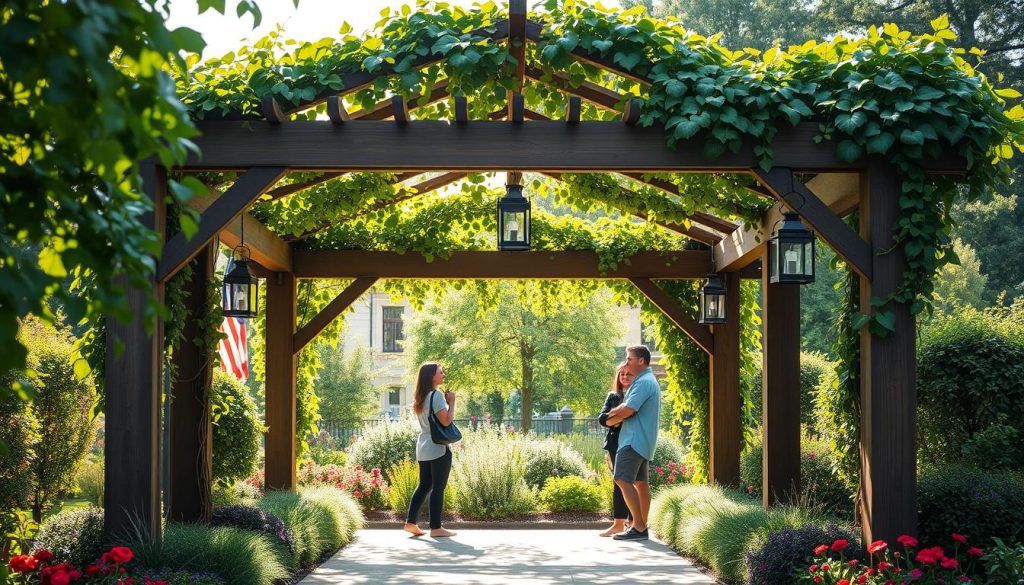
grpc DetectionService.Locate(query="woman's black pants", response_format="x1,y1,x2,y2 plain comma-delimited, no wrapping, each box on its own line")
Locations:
406,448,452,529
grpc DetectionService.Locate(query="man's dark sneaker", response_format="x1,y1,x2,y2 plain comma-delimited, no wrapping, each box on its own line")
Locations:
612,528,649,541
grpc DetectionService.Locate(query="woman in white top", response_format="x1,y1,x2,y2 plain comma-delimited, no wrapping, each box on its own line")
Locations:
403,362,457,538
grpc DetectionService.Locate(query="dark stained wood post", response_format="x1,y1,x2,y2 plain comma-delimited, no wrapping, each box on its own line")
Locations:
265,271,298,490
859,161,916,543
761,259,801,506
709,272,741,487
104,162,166,544
168,242,217,522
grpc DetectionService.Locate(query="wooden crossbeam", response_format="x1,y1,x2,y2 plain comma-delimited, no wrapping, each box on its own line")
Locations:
525,20,652,86
327,96,350,123
392,96,409,122
265,173,345,201
618,172,739,233
261,96,286,123
187,120,967,173
565,96,581,123
509,0,527,94
623,98,642,125
509,93,525,122
525,66,623,111
454,96,469,122
183,186,292,273
159,166,288,281
629,277,713,355
293,250,711,279
293,277,378,353
524,108,550,121
351,79,451,120
753,167,873,280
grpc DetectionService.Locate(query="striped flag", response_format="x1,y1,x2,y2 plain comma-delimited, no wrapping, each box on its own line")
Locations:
218,316,249,382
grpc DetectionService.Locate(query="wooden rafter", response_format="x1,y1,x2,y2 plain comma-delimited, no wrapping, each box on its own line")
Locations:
265,173,346,201
159,166,288,281
350,79,451,120
618,172,739,234
629,277,714,355
184,187,292,273
509,0,527,94
293,277,378,352
525,66,624,111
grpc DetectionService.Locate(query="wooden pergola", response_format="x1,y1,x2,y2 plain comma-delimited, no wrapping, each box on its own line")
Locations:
105,1,964,548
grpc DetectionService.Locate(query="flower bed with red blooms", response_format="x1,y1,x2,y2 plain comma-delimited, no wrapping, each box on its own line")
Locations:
801,533,985,584
297,463,389,512
6,546,170,585
649,462,695,491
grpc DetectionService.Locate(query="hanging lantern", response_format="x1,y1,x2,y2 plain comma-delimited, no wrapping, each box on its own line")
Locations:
497,179,531,251
222,246,259,319
768,212,816,284
699,273,727,324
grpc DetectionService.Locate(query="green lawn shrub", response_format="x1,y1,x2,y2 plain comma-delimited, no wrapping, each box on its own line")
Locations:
211,505,294,555
31,508,104,567
387,458,419,514
256,486,362,568
749,351,834,435
347,421,417,482
982,537,1024,584
539,476,603,513
519,438,591,490
740,434,853,519
212,371,263,486
744,524,860,585
918,466,1024,548
450,429,535,519
75,459,103,507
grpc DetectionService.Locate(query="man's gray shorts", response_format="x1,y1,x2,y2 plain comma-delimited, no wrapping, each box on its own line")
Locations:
613,446,649,482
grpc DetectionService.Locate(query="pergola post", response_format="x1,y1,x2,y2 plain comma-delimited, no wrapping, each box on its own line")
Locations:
104,162,166,544
168,242,217,522
709,272,741,487
265,271,298,490
859,161,917,543
761,260,801,506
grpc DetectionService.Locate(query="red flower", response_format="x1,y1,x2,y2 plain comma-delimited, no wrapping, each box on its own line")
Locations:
868,540,888,554
821,564,830,572
354,465,363,471
857,576,867,584
951,533,968,544
371,468,381,476
809,565,818,572
8,555,38,573
813,577,823,584
33,550,55,564
911,568,924,578
915,546,945,565
967,547,984,557
106,546,133,564
848,559,859,566
814,544,829,555
837,580,850,585
831,539,849,552
940,557,960,570
353,491,362,498
897,535,919,548
877,561,893,572
85,563,103,576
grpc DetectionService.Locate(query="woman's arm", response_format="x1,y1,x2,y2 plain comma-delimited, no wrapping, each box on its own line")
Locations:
597,392,619,428
435,390,455,426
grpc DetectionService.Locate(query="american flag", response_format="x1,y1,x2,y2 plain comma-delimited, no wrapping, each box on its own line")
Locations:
218,258,249,381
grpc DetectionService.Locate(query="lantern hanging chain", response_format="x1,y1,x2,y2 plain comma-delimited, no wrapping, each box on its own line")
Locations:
785,171,807,213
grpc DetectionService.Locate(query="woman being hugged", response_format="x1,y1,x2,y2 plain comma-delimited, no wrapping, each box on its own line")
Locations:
404,361,457,538
597,362,634,537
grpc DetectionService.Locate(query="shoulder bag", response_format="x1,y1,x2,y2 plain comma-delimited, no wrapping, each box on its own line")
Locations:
428,389,462,445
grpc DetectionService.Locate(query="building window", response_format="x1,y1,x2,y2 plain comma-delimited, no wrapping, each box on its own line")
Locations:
383,307,404,352
387,387,402,418
641,324,658,353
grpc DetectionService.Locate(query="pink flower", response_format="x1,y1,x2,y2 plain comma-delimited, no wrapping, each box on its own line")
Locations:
868,540,888,554
831,539,849,552
808,452,817,460
897,535,919,548
940,557,959,570
951,533,968,544
911,568,924,578
353,491,362,498
814,544,828,556
915,547,945,565
967,547,983,557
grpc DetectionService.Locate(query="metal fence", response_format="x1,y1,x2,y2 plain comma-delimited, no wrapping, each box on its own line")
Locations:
317,417,604,442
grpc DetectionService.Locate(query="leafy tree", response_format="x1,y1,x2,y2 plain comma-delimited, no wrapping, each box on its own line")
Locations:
314,345,380,425
798,239,845,356
953,193,1024,303
212,371,263,486
932,238,988,313
406,283,622,431
0,390,37,556
21,318,97,522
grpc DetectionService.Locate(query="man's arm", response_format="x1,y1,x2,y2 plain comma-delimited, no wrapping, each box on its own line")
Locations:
606,403,636,426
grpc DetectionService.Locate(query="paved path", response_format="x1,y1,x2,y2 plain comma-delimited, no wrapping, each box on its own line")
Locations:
300,529,719,584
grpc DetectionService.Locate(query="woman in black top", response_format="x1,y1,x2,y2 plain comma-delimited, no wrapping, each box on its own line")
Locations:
597,362,635,537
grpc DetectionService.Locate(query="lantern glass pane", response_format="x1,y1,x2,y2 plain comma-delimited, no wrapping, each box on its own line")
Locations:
503,210,525,242
781,241,803,275
233,283,249,312
804,241,814,276
769,238,779,280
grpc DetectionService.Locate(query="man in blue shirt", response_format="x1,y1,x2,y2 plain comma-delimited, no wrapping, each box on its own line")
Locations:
605,345,661,541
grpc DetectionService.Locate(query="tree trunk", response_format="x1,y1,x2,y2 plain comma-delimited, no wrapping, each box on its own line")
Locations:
520,347,535,432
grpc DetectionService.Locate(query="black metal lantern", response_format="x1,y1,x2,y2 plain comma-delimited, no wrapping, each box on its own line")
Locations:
497,179,531,251
222,246,259,318
768,212,816,284
699,273,728,324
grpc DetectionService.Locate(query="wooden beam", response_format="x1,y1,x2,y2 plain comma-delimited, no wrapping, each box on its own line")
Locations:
294,250,712,279
351,79,450,120
105,161,165,545
186,120,967,173
754,167,873,280
629,277,714,355
327,96,350,123
525,19,652,86
159,166,288,281
293,277,378,352
525,66,623,111
264,173,346,201
509,0,527,94
714,173,859,272
762,273,801,506
265,272,297,490
524,108,551,121
261,96,286,123
278,20,510,116
168,242,215,523
454,96,469,123
184,187,292,272
623,98,642,125
391,96,409,123
565,96,581,123
709,271,741,487
618,172,739,233
509,93,525,122
858,160,917,544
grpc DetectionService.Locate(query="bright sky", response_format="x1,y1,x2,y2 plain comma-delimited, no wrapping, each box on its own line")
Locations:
167,0,621,60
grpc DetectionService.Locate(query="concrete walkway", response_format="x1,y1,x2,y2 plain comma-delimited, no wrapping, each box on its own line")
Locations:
300,529,719,584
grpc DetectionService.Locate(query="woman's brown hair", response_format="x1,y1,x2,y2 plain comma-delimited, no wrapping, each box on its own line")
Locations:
610,361,630,395
413,361,441,415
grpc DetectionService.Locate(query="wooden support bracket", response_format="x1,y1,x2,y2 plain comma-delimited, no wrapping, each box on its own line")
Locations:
565,96,582,123
327,96,350,123
454,96,469,123
261,96,286,123
629,277,714,355
392,96,409,123
509,93,525,122
623,98,643,125
293,277,378,353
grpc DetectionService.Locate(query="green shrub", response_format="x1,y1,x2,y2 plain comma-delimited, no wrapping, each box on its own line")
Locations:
982,537,1024,584
744,524,861,585
918,466,1024,548
539,476,603,513
519,439,591,490
129,523,289,585
450,429,535,519
651,434,686,469
32,508,104,567
212,371,263,486
0,390,37,534
740,434,853,518
917,308,1024,470
554,434,607,472
960,421,1021,472
749,351,833,435
212,480,261,507
75,458,103,507
812,367,859,492
256,487,362,568
347,421,417,482
387,458,419,514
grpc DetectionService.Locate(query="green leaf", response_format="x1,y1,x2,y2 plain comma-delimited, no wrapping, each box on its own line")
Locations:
592,39,613,52
866,132,895,154
836,111,867,134
169,27,206,54
38,247,67,278
664,79,686,98
900,129,925,145
836,139,863,162
197,0,226,14
235,0,262,28
613,51,642,70
930,14,949,31
874,311,896,332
